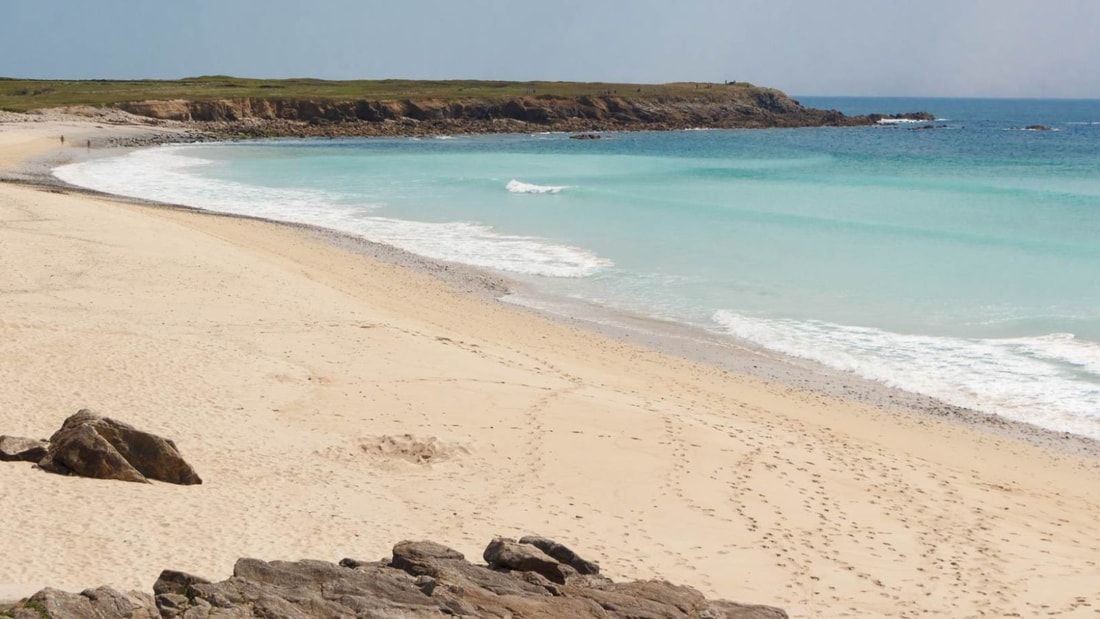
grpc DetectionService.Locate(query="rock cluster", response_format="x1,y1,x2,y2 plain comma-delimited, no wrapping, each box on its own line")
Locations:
1,410,201,485
1,537,787,618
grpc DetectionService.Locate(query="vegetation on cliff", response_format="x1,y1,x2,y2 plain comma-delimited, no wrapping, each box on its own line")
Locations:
0,76,790,111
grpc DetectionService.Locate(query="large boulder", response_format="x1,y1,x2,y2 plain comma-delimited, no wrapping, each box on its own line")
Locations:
520,534,601,575
0,435,48,462
484,536,572,584
37,410,201,485
389,539,467,576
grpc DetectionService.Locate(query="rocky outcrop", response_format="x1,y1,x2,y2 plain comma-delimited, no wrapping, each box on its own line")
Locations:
112,90,933,139
6,587,157,619
35,410,202,485
0,435,48,462
1,536,788,618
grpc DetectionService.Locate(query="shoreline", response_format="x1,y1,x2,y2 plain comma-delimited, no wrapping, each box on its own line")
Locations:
3,114,1100,617
13,114,1100,460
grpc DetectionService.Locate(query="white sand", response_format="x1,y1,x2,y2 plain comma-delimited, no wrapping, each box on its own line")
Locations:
2,118,1099,617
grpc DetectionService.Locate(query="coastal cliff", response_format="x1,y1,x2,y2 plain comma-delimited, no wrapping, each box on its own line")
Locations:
112,91,931,137
0,77,931,137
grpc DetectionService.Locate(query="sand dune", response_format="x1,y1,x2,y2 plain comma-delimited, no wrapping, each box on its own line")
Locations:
1,118,1098,617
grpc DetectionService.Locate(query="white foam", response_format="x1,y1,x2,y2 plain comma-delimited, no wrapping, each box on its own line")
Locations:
506,179,568,194
712,311,1100,440
1011,333,1100,375
876,118,926,124
54,146,611,278
347,218,611,277
54,146,347,216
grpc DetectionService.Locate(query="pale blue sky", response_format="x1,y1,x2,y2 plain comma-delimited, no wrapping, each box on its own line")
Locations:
3,0,1099,97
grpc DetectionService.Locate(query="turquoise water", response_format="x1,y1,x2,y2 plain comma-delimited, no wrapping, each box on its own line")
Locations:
55,98,1100,439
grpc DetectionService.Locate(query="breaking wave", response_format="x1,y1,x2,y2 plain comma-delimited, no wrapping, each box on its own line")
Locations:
54,146,610,278
506,179,568,194
712,311,1100,440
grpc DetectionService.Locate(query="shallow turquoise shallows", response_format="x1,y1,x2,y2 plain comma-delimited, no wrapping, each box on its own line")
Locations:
55,97,1100,439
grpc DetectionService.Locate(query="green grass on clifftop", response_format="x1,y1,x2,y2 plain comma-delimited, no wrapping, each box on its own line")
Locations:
0,76,764,112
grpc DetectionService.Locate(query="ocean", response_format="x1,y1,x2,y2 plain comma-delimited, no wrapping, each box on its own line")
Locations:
54,97,1100,440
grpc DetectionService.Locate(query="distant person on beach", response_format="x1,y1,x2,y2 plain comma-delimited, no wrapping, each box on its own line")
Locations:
60,135,64,144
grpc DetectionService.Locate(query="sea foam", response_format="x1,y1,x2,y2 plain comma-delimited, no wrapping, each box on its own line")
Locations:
54,147,610,278
506,179,567,194
712,310,1100,440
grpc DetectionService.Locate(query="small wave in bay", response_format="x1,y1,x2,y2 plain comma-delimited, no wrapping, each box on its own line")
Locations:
506,179,568,194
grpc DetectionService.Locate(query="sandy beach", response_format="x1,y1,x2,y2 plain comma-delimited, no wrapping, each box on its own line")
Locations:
2,116,1099,618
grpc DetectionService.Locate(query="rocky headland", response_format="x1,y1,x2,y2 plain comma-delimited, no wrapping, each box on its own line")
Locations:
109,90,932,139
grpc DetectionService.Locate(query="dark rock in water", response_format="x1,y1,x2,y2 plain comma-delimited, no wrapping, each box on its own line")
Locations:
1025,124,1054,131
1,536,788,618
0,435,48,462
570,132,602,139
869,111,936,123
520,534,601,574
37,409,202,485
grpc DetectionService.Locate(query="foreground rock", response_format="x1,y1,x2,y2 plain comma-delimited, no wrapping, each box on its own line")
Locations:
0,435,48,462
1,536,787,618
36,410,202,485
5,587,157,619
519,534,602,575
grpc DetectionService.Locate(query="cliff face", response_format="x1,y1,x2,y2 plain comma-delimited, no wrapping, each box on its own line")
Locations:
113,91,930,137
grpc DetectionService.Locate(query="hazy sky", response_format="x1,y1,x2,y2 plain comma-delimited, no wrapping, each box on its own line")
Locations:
3,0,1099,98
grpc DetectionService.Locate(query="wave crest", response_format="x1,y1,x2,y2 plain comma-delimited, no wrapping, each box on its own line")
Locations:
712,310,1100,440
507,179,567,194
